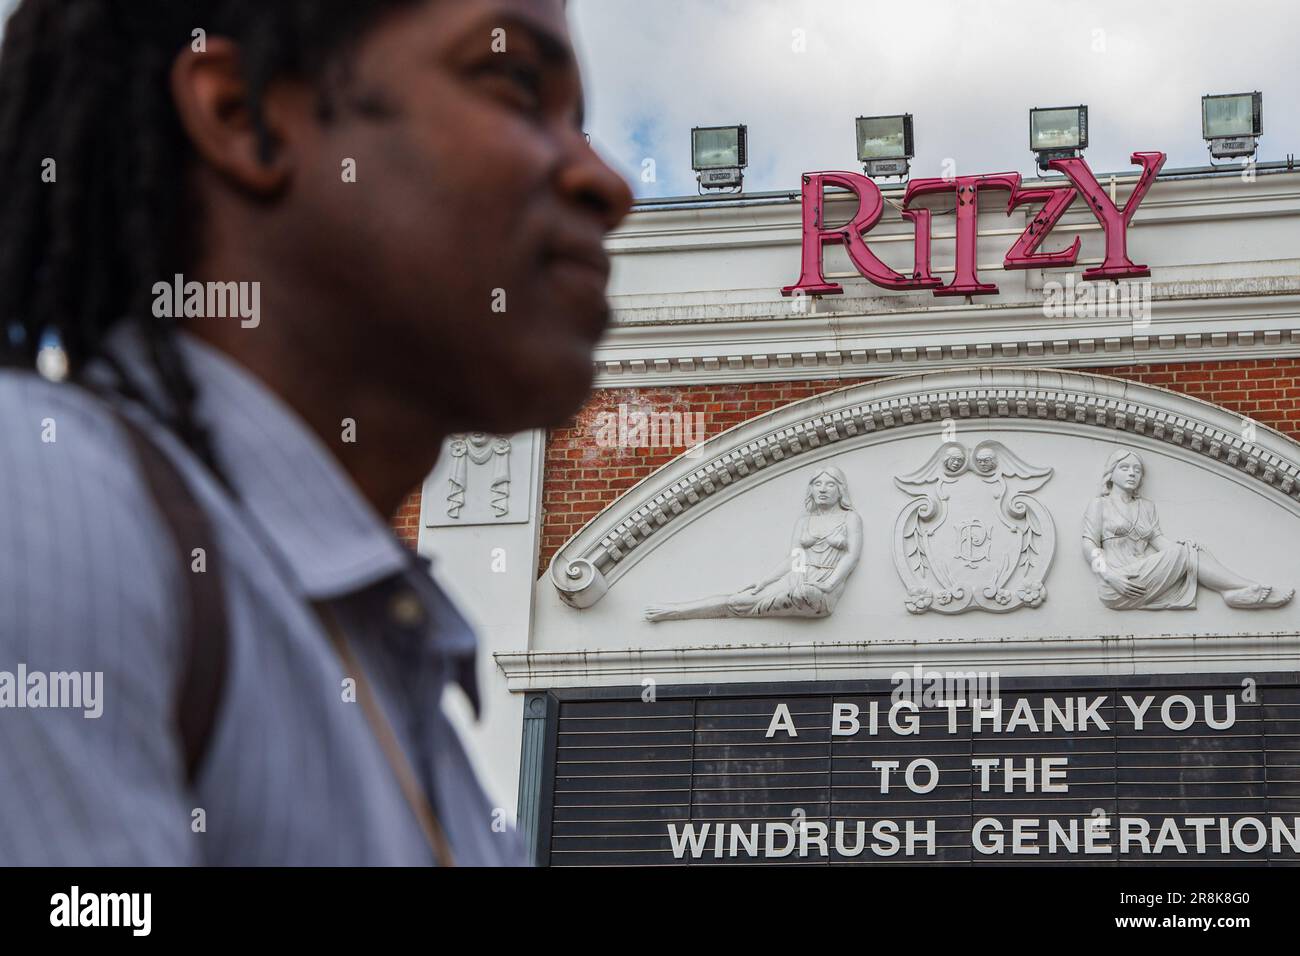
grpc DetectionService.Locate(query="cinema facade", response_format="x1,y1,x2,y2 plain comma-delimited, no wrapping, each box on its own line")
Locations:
402,156,1300,866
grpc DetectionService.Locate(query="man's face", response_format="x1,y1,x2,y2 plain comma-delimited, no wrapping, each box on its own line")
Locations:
281,0,632,434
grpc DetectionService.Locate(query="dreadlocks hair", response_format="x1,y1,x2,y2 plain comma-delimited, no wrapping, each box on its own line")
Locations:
0,0,421,477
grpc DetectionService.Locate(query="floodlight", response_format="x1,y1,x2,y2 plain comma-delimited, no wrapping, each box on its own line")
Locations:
1202,92,1262,160
1030,105,1088,171
856,114,914,179
692,125,748,191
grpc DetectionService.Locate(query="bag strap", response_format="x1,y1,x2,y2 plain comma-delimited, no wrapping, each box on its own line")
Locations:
314,601,457,867
112,406,229,784
88,385,447,863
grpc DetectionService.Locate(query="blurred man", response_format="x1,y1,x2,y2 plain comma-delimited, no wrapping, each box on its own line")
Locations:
0,0,631,864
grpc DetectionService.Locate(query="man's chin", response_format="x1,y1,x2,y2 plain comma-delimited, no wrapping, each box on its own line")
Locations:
531,378,596,428
476,363,595,433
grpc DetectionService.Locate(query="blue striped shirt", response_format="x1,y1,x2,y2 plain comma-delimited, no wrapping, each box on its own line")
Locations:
0,325,524,865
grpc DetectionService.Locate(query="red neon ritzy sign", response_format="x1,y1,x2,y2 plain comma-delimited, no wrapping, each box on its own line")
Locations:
781,151,1166,298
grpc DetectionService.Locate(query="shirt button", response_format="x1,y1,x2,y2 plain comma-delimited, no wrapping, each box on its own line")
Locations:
389,590,426,628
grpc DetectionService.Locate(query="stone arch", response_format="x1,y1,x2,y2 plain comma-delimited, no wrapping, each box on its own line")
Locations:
549,367,1300,609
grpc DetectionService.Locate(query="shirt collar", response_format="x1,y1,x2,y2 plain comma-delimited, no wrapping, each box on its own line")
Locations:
99,324,416,599
97,324,480,710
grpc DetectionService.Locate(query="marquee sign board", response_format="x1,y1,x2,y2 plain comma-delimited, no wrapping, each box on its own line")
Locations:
781,151,1166,300
534,672,1300,866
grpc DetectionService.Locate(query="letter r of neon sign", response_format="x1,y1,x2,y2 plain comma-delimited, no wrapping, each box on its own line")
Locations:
780,172,942,296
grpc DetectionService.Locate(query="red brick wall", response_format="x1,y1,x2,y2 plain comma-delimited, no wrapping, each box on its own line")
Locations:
1093,360,1300,430
389,360,1300,564
393,490,422,550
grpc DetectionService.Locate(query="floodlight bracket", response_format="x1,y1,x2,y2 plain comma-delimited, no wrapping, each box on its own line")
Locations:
1207,136,1258,161
697,167,743,193
1033,147,1081,172
863,158,911,179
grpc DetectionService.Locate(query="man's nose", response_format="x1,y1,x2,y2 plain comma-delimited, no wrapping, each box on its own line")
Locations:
557,138,635,232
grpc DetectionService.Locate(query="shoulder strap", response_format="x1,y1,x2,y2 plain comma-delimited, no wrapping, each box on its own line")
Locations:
112,407,229,785
314,602,456,867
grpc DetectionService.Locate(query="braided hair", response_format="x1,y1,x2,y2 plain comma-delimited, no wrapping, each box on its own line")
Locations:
0,0,419,472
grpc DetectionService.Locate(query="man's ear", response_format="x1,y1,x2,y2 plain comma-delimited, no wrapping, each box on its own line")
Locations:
169,37,294,195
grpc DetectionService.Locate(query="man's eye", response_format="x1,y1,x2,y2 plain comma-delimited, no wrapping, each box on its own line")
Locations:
480,62,544,112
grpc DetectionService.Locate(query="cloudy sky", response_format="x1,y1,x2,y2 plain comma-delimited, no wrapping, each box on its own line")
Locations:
569,0,1300,198
0,0,1293,199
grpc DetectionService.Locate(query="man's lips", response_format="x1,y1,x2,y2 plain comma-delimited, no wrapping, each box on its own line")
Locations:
543,240,613,342
544,243,611,282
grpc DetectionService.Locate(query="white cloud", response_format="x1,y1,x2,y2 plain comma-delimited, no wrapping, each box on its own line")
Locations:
570,0,1300,198
0,0,1290,199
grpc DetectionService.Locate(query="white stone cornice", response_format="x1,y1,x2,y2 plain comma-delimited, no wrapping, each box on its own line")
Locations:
495,631,1300,692
606,170,1300,254
594,277,1300,387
